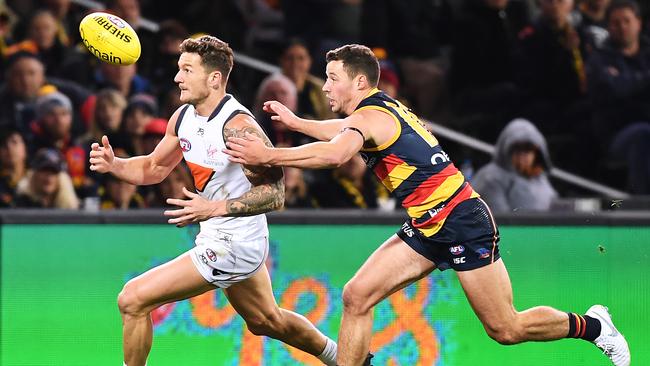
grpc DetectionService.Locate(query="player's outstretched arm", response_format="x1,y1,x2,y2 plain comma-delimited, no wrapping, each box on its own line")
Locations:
224,125,366,169
89,108,184,185
263,100,345,141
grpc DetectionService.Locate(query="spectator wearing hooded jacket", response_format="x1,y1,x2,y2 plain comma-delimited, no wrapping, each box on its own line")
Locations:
472,118,558,212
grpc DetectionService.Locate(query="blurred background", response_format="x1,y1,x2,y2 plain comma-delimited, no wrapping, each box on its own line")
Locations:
0,0,649,365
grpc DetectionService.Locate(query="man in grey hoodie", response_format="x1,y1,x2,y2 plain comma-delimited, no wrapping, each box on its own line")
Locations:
472,118,558,212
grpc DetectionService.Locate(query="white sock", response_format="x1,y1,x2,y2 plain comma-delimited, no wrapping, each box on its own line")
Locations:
317,337,338,366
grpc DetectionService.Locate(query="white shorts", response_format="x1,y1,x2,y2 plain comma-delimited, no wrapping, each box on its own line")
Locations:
189,229,268,288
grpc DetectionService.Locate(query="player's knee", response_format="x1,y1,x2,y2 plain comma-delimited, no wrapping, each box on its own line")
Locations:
117,281,147,316
245,309,284,336
342,281,371,316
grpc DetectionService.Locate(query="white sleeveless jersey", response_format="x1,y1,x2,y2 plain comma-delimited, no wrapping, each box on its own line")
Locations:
175,95,268,241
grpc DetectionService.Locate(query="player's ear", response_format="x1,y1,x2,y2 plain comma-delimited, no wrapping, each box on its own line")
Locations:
356,74,367,90
209,70,222,89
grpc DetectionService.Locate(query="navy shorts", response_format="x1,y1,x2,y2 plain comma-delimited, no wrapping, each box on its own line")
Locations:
397,198,500,271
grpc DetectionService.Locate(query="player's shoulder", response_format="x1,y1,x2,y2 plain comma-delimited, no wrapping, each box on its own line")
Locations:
170,104,192,136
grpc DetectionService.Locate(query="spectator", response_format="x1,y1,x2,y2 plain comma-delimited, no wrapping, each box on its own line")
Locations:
0,52,91,139
142,117,166,155
107,0,156,75
587,0,650,193
515,0,592,134
254,72,310,146
92,62,151,97
309,154,388,209
0,129,27,207
360,0,453,120
0,52,46,135
99,172,145,210
4,10,77,77
31,91,88,193
119,93,158,155
472,118,558,212
149,19,188,97
15,147,79,209
451,0,530,138
145,165,194,207
80,88,127,147
283,166,314,208
575,0,612,49
40,0,89,46
279,39,335,120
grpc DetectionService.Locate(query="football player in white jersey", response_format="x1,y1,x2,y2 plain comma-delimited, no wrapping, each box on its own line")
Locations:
89,36,339,366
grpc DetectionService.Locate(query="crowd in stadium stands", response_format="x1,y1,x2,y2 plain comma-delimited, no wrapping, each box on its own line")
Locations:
0,0,649,212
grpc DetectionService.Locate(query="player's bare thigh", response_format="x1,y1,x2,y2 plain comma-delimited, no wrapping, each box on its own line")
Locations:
120,252,215,313
222,263,278,319
455,258,517,326
344,234,437,312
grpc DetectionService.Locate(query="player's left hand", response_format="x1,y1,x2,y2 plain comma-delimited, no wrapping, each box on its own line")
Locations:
164,187,226,227
223,132,271,166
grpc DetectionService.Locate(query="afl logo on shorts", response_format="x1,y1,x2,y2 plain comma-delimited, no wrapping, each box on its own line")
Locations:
450,245,465,255
179,138,192,152
476,248,491,259
205,248,217,262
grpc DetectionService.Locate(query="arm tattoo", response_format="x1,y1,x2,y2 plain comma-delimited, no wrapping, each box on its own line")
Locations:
223,124,285,216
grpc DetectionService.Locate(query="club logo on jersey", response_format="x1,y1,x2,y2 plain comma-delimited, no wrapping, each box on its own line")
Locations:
206,248,217,262
476,247,491,259
449,245,465,255
197,127,204,136
179,138,192,152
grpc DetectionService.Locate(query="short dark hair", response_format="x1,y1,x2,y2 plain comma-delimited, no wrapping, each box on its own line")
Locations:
325,44,380,87
179,35,234,81
607,0,642,22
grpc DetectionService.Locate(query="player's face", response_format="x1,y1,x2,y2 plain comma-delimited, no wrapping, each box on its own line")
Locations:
175,52,211,105
322,60,355,115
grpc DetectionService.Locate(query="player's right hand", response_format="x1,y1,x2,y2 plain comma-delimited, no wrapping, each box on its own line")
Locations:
263,100,300,130
89,135,115,173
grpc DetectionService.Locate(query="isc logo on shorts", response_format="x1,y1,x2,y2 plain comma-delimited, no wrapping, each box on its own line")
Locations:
453,257,466,264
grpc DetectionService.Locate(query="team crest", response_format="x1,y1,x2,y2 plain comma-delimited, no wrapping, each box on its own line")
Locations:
476,248,491,259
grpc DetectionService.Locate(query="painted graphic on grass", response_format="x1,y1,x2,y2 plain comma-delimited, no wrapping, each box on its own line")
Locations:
146,240,459,366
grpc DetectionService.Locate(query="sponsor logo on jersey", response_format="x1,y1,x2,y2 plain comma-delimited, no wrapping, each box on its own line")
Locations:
180,138,191,152
207,144,219,159
449,245,465,255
